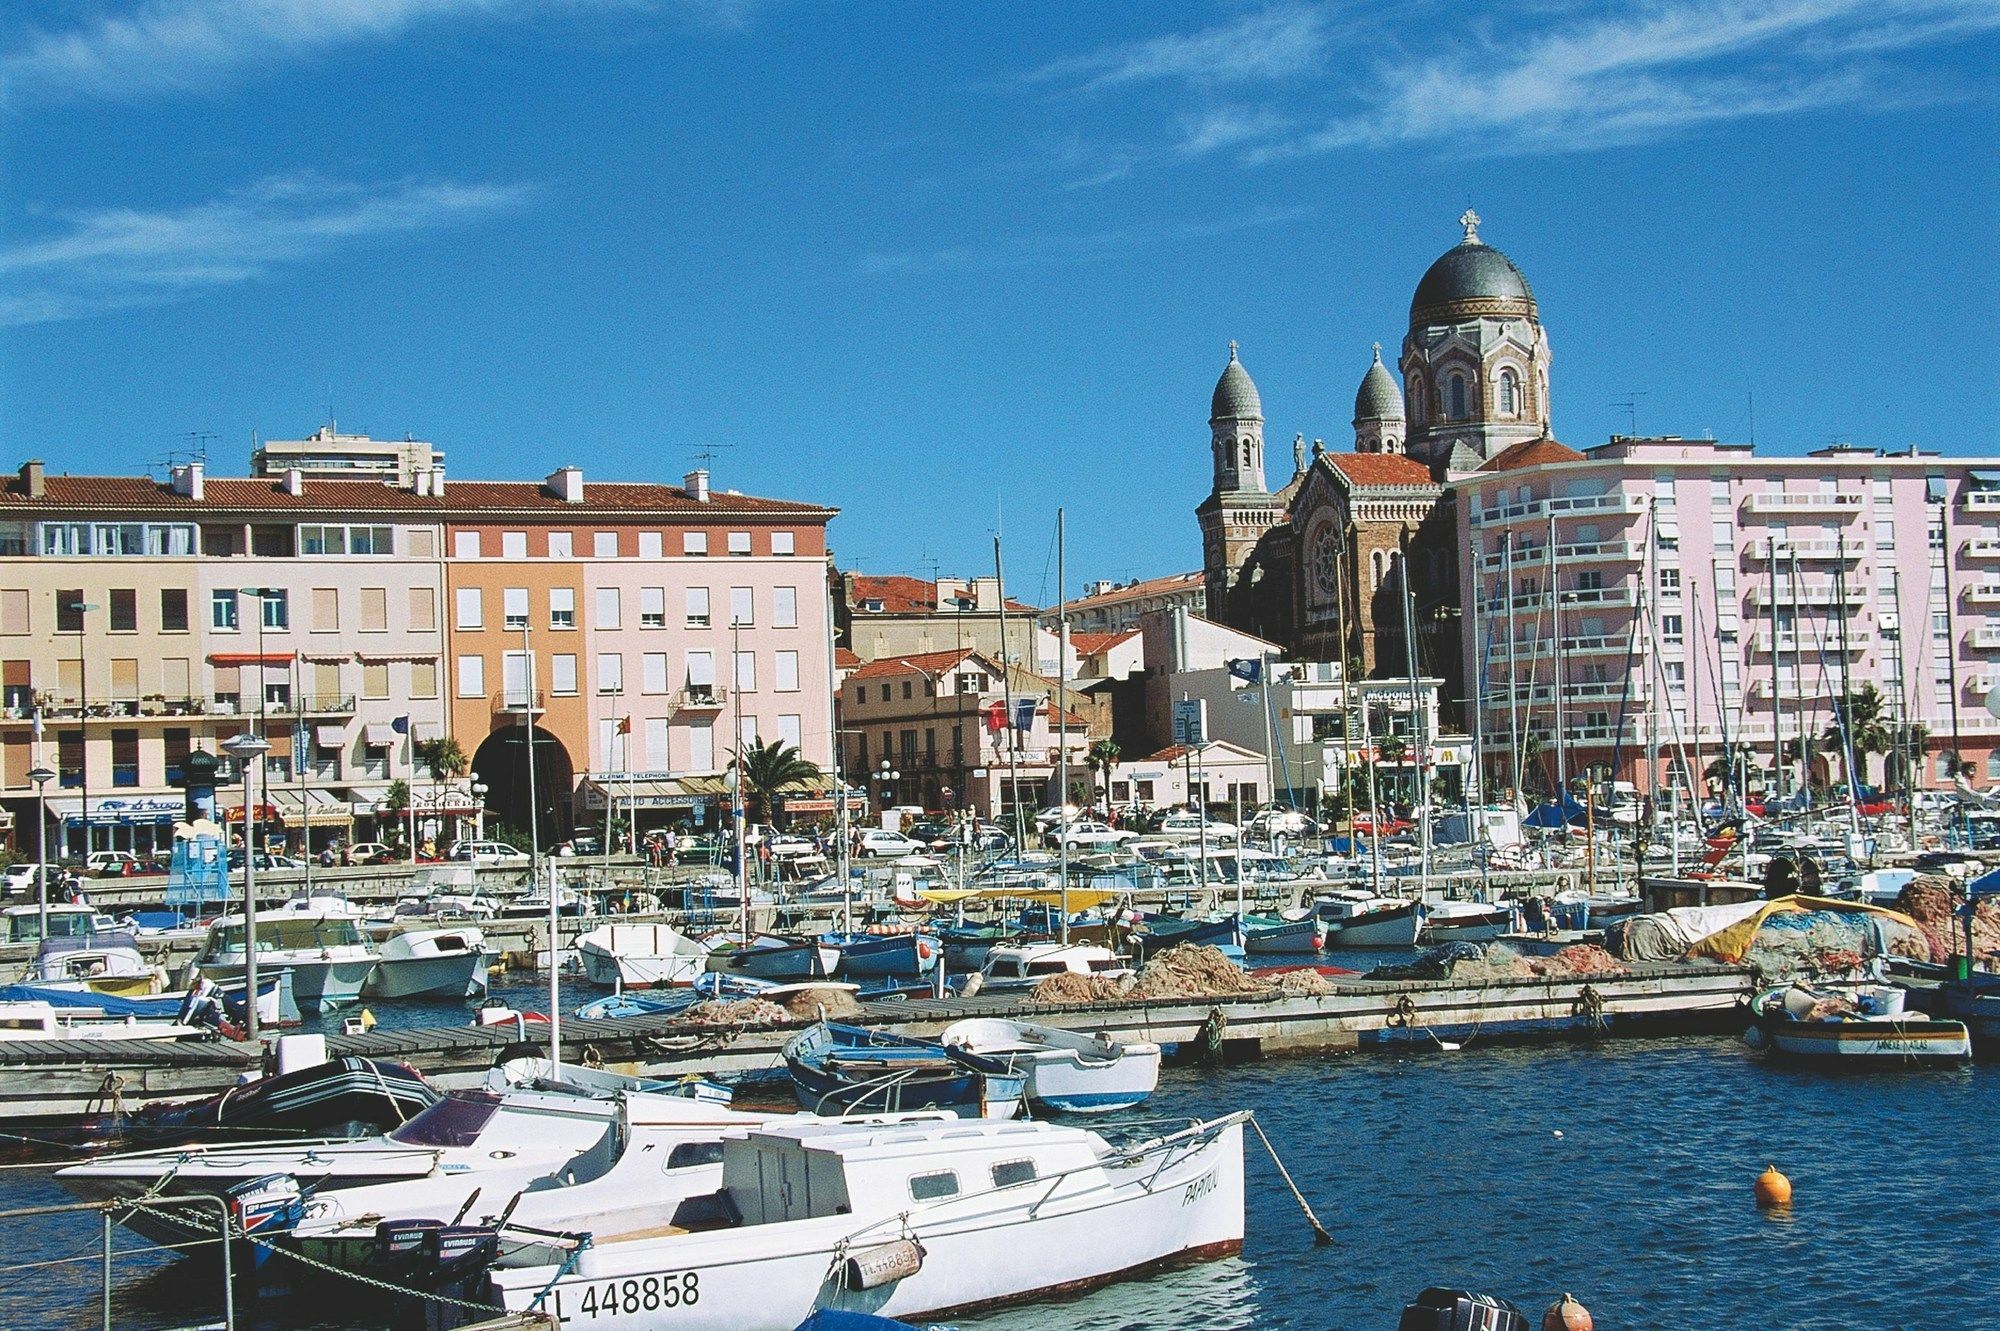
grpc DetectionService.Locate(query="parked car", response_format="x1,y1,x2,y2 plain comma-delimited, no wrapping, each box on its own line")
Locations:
1046,819,1138,852
86,850,143,877
449,840,531,865
855,829,925,858
907,820,955,849
1030,805,1082,832
227,851,305,871
746,824,815,855
1155,813,1238,843
2,862,59,898
1248,808,1319,839
344,841,400,865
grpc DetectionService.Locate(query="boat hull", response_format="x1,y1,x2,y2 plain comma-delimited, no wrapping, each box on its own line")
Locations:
1764,1018,1973,1063
489,1122,1245,1331
197,956,375,1009
827,932,939,979
1241,916,1322,955
1326,903,1422,947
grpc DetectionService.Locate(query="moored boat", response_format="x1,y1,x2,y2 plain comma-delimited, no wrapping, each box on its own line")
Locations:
367,926,490,998
975,942,1132,992
784,1020,1025,1118
193,912,377,1009
577,922,710,989
481,1112,1247,1331
1315,891,1422,947
1241,909,1325,954
823,929,940,978
1749,983,1972,1065
23,930,169,997
1417,900,1517,946
706,932,840,981
941,1017,1160,1113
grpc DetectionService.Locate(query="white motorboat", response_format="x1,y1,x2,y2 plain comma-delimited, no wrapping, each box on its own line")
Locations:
485,1113,1247,1330
22,930,169,998
976,943,1133,992
3,903,117,944
1417,900,1517,945
578,922,711,988
0,999,202,1042
366,926,489,999
1315,890,1422,947
941,1018,1160,1113
192,911,378,1009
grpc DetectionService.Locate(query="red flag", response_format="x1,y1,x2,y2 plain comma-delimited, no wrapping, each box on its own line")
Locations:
983,700,1006,733
616,716,631,734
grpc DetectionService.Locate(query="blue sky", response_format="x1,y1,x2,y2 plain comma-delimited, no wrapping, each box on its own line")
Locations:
4,1,1997,604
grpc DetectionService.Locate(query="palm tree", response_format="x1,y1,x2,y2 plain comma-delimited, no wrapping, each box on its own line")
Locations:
1086,739,1121,813
1822,684,1893,788
415,735,469,842
1375,734,1410,803
729,740,824,826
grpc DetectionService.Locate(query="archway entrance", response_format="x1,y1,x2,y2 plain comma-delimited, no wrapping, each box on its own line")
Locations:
471,725,575,850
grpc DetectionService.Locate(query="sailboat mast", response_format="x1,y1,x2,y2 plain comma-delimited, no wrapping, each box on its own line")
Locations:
1399,533,1431,901
1503,530,1522,795
993,536,1026,855
1768,538,1784,802
821,566,852,932
1056,509,1070,946
1548,515,1568,805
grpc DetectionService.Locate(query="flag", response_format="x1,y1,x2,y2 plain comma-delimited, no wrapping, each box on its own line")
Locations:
616,716,632,735
983,700,1007,733
31,708,43,742
391,715,411,735
1226,657,1263,684
1012,697,1037,731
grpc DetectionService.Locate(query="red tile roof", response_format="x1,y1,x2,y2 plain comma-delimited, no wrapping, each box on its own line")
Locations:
1069,629,1140,657
1479,437,1584,472
846,574,1036,615
846,647,985,681
0,473,834,518
1067,571,1204,610
833,648,862,670
1327,453,1436,487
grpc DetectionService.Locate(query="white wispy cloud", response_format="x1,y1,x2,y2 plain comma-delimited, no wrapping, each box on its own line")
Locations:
2,0,758,103
857,204,1314,277
0,172,537,325
1027,3,1339,92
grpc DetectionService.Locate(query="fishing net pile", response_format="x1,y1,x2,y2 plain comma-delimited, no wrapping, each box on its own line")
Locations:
1368,942,1630,982
668,997,792,1028
1894,877,2000,962
779,986,865,1019
1737,908,1932,976
1029,944,1273,1004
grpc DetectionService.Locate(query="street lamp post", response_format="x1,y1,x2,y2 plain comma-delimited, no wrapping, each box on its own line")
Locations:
222,730,271,1042
68,601,98,864
471,779,489,842
28,765,55,940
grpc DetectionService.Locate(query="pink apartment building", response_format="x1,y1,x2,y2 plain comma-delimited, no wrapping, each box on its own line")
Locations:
1452,436,2000,798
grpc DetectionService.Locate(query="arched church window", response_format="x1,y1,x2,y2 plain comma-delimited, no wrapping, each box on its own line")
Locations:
1370,550,1385,592
1498,369,1519,416
1241,439,1253,466
1446,376,1468,421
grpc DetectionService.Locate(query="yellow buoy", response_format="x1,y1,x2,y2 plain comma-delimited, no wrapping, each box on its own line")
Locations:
1755,1163,1792,1208
1542,1293,1593,1331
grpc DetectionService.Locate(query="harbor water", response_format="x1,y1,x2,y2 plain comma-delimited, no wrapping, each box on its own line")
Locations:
0,976,1991,1331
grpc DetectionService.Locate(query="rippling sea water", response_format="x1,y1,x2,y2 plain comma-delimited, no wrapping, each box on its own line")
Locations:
1,976,1991,1331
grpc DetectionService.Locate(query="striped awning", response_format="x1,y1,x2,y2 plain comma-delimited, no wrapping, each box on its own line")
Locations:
363,723,399,747
315,724,346,747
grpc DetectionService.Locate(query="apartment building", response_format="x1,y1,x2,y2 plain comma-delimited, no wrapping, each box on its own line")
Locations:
1453,436,2000,796
1057,570,1207,636
0,451,836,858
835,573,1055,673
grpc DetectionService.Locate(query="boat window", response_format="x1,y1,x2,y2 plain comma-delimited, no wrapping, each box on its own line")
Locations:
388,1093,500,1147
991,1159,1037,1188
1087,959,1124,972
1026,961,1068,976
665,1141,726,1169
908,1170,960,1201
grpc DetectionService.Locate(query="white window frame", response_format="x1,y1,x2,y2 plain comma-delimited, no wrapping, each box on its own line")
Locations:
503,587,530,630
773,586,798,628
594,587,621,630
550,587,576,630
729,586,754,626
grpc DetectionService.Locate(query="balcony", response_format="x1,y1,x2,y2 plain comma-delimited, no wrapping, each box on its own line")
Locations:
1963,537,2000,560
491,690,547,716
1960,490,2000,511
672,687,729,711
1482,585,1639,615
1742,491,1864,517
1966,626,2000,651
1472,492,1647,527
1968,583,2000,605
6,694,216,722
1744,583,1865,609
297,694,357,715
1477,540,1646,573
1746,537,1863,561
1749,629,1870,654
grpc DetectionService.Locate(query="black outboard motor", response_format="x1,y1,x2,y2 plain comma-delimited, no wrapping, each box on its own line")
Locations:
1397,1287,1529,1331
374,1217,447,1278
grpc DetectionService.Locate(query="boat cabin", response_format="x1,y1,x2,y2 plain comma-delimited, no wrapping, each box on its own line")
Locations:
202,915,369,956
4,905,118,944
978,943,1132,989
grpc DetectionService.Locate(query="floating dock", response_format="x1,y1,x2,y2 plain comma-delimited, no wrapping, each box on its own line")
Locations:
0,961,1754,1126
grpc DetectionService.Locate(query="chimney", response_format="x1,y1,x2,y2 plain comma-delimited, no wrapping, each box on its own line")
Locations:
169,461,204,501
684,469,710,503
412,468,431,497
429,466,445,496
546,466,585,503
283,467,303,496
19,459,45,499
972,576,1002,611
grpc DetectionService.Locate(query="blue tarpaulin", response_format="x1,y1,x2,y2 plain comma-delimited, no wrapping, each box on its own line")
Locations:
1523,794,1587,828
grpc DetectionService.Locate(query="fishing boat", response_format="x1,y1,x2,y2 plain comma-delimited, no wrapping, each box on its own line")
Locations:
976,942,1132,992
1417,900,1517,946
22,930,169,997
192,911,378,1008
1241,908,1326,954
366,926,490,999
705,932,840,981
1747,983,1972,1064
0,998,202,1042
1315,890,1423,947
1931,972,2000,1049
783,1021,1025,1118
480,1113,1247,1331
821,929,940,979
941,1018,1160,1113
936,921,1021,970
1124,914,1238,962
577,922,711,988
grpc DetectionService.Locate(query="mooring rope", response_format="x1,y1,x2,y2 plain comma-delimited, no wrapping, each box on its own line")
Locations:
1247,1113,1333,1247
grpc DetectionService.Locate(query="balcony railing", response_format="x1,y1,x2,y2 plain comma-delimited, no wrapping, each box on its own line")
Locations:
1742,491,1864,515
1967,584,2000,604
672,687,728,710
1744,584,1865,609
1749,630,1871,654
1483,585,1639,614
492,690,547,715
1477,540,1647,573
297,693,358,715
1746,537,1863,561
1960,491,2000,511
1472,492,1647,526
1966,627,2000,651
1963,538,2000,560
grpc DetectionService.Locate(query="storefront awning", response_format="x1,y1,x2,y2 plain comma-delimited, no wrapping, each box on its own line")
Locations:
46,795,183,827
209,652,296,666
577,777,717,812
269,787,353,825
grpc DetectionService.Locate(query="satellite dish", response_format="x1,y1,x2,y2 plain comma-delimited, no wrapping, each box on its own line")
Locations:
1986,683,2000,720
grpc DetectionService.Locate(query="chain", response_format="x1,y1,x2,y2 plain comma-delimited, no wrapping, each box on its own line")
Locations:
118,1196,510,1314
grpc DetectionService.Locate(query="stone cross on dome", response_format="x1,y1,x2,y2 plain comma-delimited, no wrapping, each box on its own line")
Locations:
1460,208,1481,242
1228,339,1239,360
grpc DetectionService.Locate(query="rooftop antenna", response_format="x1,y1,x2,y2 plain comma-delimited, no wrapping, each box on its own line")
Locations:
1610,392,1648,438
182,430,217,464
688,443,735,469
1747,391,1756,448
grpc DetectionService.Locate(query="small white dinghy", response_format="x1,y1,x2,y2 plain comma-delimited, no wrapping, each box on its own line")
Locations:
367,926,489,998
578,922,711,988
941,1018,1160,1114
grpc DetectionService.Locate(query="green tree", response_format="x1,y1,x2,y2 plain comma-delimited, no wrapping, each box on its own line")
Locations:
1375,734,1410,803
1086,739,1121,811
729,740,824,825
1822,684,1893,787
415,735,470,845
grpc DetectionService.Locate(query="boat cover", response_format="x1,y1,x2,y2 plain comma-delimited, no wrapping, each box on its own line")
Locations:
1682,896,1928,963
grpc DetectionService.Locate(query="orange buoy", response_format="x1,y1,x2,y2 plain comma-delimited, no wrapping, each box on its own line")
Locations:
1755,1163,1793,1208
1542,1292,1592,1331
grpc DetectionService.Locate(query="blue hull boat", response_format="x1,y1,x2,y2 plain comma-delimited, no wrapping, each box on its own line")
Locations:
708,932,841,981
1126,915,1239,962
783,1021,1024,1118
823,931,940,978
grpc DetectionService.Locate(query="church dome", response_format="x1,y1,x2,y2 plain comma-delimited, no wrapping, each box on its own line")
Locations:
1409,211,1536,326
1354,345,1404,422
1210,341,1263,421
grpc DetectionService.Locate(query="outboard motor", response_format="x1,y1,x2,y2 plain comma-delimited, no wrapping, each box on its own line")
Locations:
1397,1287,1529,1331
224,1173,305,1268
374,1217,447,1278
